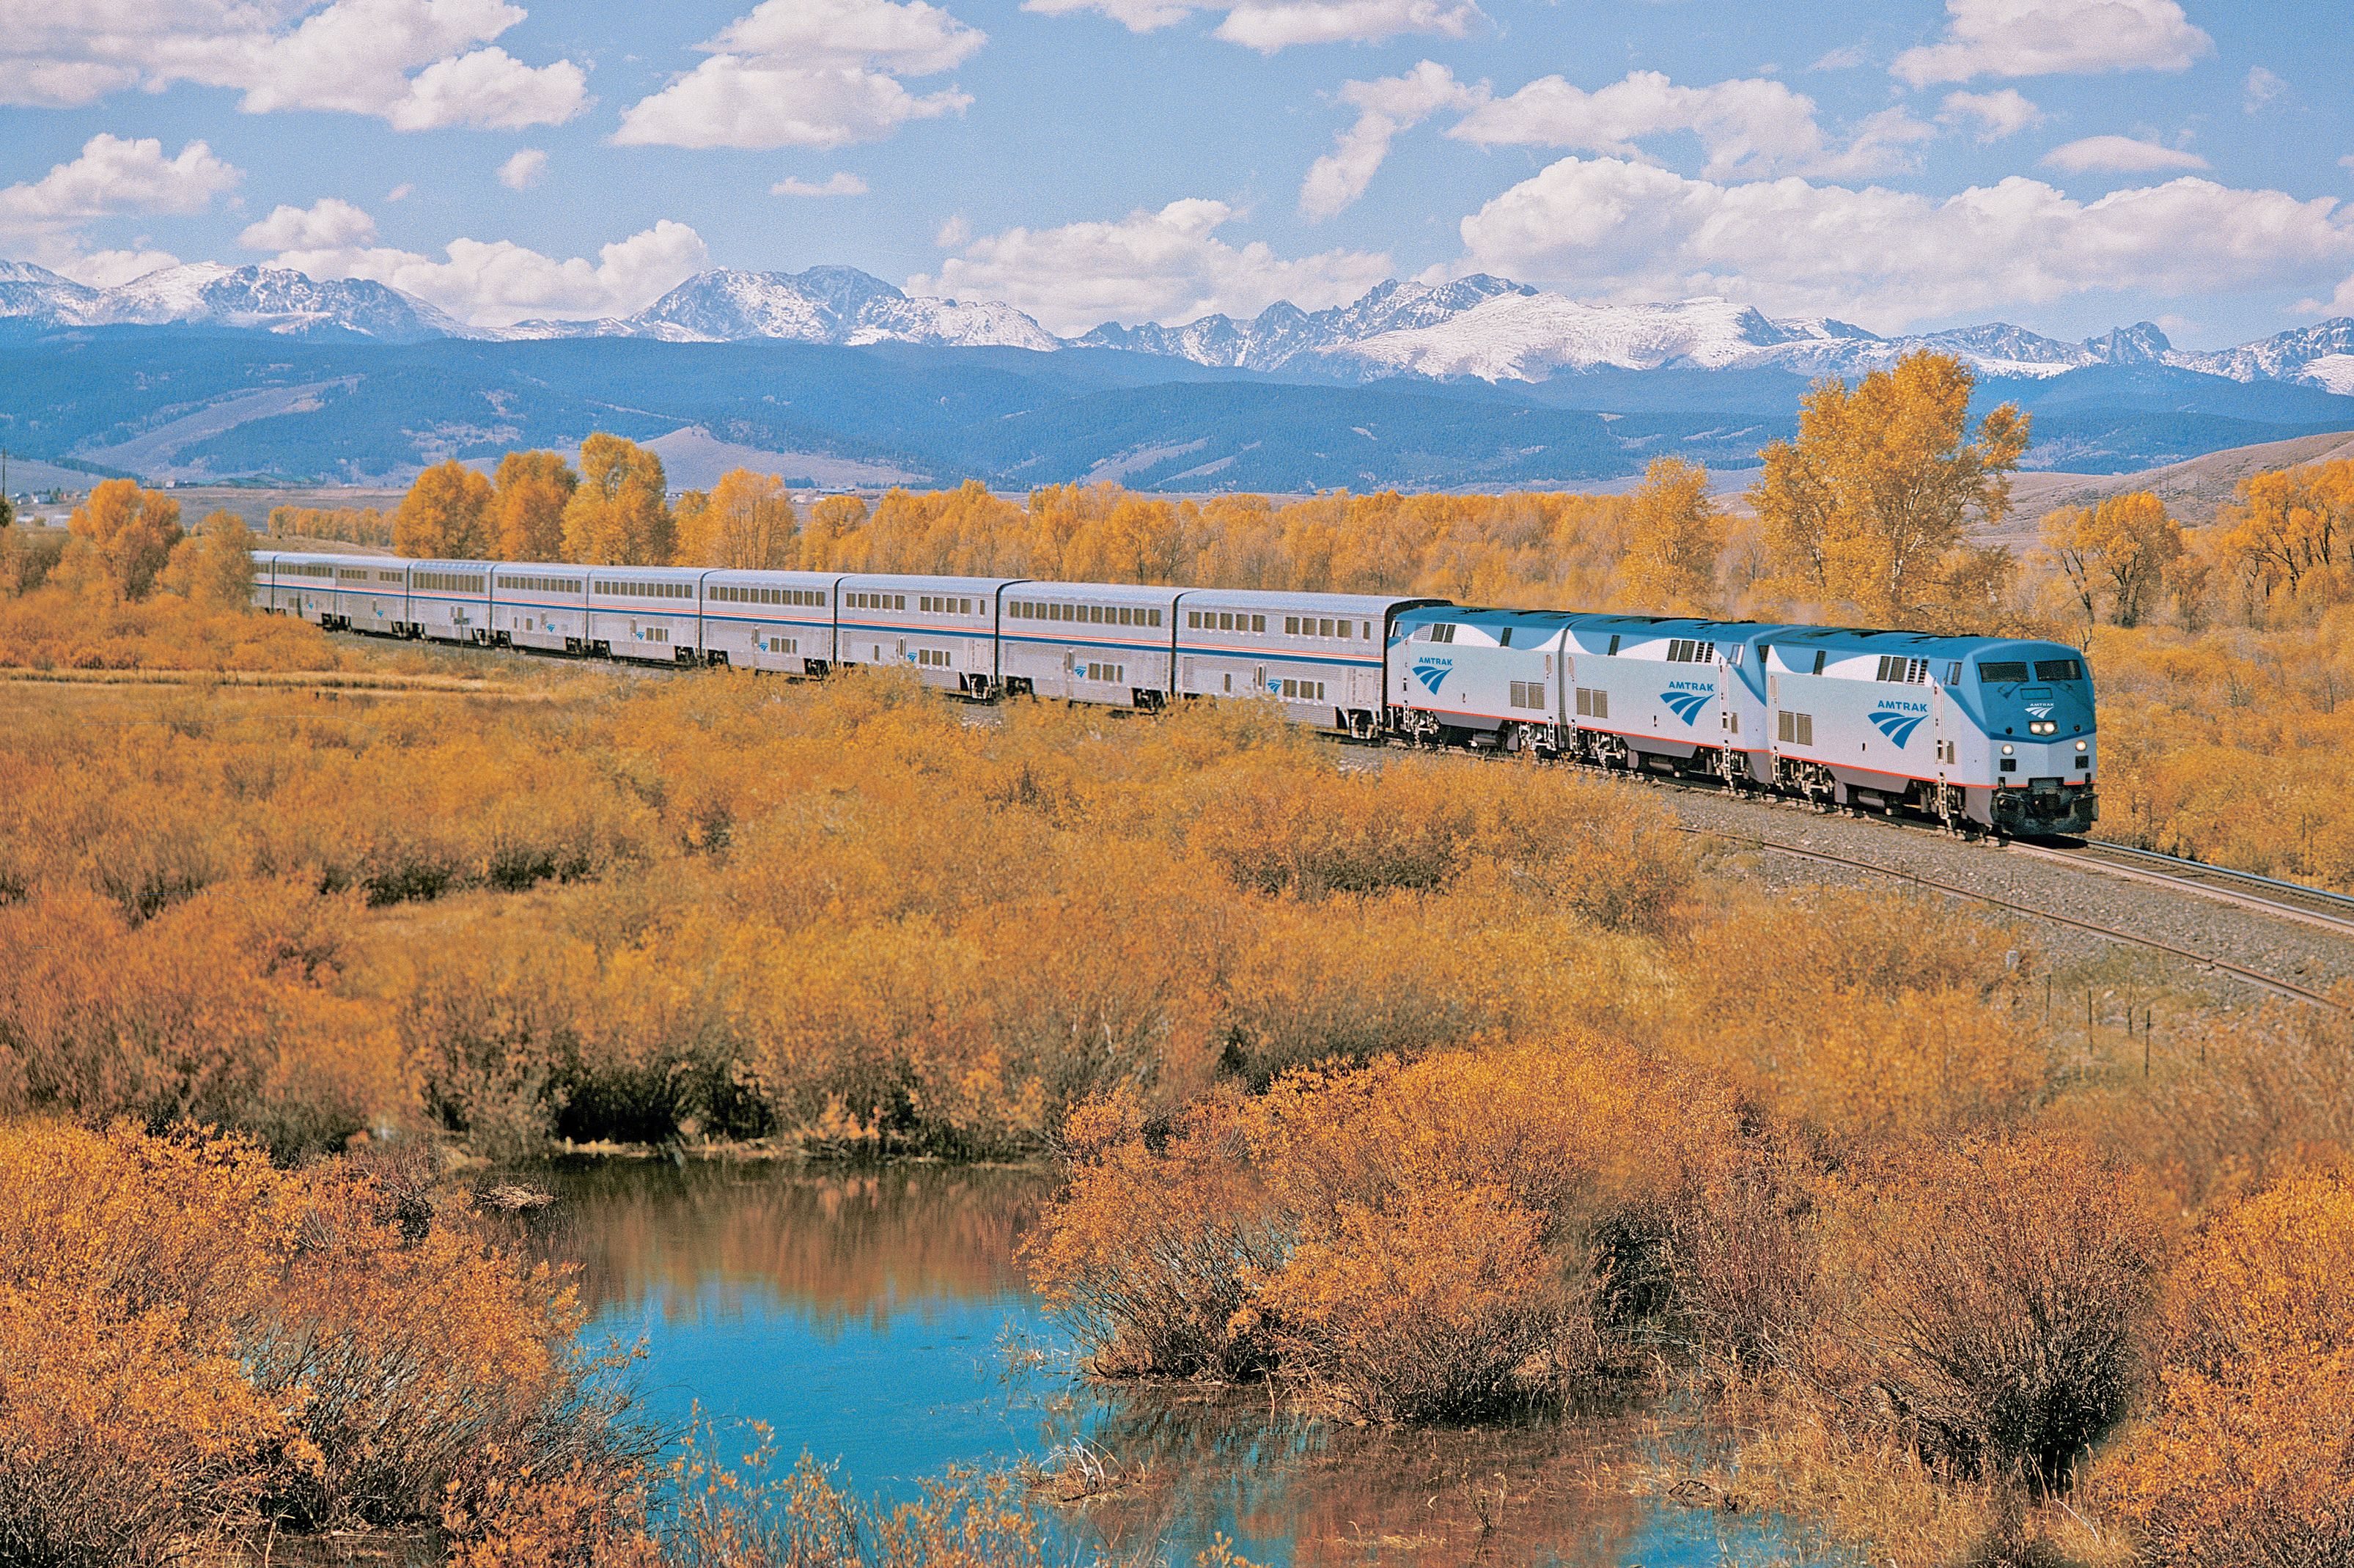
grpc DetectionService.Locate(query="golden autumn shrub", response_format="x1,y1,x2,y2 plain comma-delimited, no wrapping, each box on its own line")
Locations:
2101,1169,2354,1568
1031,1037,1748,1419
0,1123,647,1565
0,582,340,670
1666,889,2049,1149
0,881,396,1157
1801,1135,2163,1486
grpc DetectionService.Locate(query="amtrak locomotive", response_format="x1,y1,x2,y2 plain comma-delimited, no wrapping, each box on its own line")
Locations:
252,551,2098,838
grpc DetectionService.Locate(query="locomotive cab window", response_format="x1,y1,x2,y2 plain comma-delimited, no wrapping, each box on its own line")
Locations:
1978,660,2030,683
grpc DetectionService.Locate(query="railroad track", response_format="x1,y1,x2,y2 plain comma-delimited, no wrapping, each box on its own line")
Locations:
2009,838,2354,939
1685,825,2344,1010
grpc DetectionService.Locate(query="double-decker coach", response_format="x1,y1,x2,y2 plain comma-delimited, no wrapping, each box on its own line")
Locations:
585,565,705,663
1179,589,1437,736
1001,581,1180,707
407,559,493,644
834,574,1021,696
702,570,840,674
490,565,588,654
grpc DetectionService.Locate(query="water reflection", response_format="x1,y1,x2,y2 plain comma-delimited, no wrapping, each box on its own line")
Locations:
533,1159,1842,1567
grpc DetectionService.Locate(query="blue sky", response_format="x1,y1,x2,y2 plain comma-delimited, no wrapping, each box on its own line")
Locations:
1,0,2350,345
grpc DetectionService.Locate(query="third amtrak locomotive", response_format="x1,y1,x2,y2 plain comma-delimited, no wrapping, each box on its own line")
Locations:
252,551,2098,839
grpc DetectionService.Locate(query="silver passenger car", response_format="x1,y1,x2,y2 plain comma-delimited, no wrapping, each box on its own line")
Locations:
406,559,493,644
701,570,842,674
490,566,588,653
1000,581,1181,706
585,565,706,663
1176,589,1436,735
834,574,1024,695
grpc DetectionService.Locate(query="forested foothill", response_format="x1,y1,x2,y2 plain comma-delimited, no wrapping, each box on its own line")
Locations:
1,353,2352,1568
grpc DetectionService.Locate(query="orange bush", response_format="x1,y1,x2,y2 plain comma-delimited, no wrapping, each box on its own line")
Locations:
1803,1135,2163,1486
1667,889,2050,1149
0,1122,647,1565
2102,1169,2354,1567
1031,1037,1748,1418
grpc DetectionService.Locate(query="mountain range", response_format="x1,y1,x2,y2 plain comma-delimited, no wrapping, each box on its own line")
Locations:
2,257,2352,491
8,257,2354,393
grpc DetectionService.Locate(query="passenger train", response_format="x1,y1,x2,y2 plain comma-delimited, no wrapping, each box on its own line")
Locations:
254,551,2098,838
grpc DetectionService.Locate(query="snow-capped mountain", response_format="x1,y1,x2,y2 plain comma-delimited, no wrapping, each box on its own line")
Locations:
4,254,2353,401
508,266,1062,350
1308,294,1844,380
1073,275,1534,372
0,260,100,323
0,260,463,341
2171,320,2354,394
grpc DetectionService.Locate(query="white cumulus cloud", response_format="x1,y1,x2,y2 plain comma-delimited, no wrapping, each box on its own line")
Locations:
0,133,240,224
1454,156,2354,333
2243,65,2286,114
1022,0,1479,53
2041,135,2208,173
498,148,548,189
1306,65,1943,224
238,196,380,250
0,0,590,129
0,133,240,279
616,0,981,150
260,216,709,327
1938,88,2045,140
908,197,1391,335
771,173,870,196
1452,69,1933,181
1891,0,2211,86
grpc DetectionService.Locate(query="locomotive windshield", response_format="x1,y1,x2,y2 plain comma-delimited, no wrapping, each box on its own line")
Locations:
1979,657,2085,685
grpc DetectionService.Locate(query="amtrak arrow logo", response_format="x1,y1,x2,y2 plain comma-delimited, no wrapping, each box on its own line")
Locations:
1870,710,1927,746
1411,660,1450,693
1660,689,1710,724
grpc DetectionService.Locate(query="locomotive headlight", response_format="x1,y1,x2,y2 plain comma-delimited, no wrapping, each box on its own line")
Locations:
2075,740,2088,752
2029,719,2058,735
2001,743,2015,756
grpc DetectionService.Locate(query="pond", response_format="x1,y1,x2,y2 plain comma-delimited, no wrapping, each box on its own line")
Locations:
537,1159,1843,1568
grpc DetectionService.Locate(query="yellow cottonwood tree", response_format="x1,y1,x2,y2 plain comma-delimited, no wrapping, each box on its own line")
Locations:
69,478,183,599
393,460,495,559
1616,456,1722,614
562,435,673,565
2040,491,2183,629
674,468,796,568
1751,351,2029,629
158,510,257,608
490,451,578,562
2215,460,2354,612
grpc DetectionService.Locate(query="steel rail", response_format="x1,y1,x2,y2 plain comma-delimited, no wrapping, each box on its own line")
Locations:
2009,839,2354,938
1681,825,2342,1009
